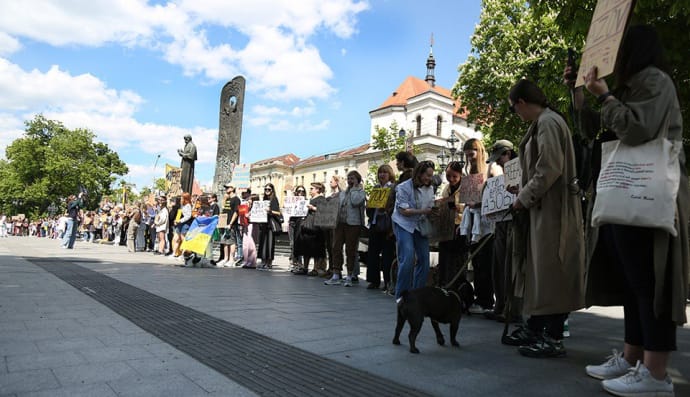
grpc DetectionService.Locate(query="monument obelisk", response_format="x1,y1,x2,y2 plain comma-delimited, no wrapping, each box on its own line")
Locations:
212,76,245,195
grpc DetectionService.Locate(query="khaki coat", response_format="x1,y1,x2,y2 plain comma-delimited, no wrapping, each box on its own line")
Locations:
516,108,586,316
584,66,689,325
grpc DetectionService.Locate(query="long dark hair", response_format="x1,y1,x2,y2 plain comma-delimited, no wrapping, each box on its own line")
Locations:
412,160,435,187
263,183,276,200
615,25,669,87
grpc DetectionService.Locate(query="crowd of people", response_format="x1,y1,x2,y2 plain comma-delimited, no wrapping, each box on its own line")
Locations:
1,24,687,397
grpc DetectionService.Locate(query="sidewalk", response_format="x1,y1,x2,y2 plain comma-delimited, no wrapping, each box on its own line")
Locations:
1,236,688,396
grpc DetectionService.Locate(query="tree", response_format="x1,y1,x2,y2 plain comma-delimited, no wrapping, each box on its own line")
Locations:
454,0,690,160
452,0,571,147
365,121,411,193
0,115,128,217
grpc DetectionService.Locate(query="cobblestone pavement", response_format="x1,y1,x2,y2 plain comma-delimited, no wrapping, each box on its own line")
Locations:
1,236,688,396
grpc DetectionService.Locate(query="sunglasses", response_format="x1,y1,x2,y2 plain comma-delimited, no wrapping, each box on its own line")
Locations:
264,188,272,192
296,190,305,193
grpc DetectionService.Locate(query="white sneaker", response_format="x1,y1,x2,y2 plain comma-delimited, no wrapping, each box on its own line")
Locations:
324,275,342,285
586,349,632,380
343,276,353,287
468,303,489,315
602,361,674,397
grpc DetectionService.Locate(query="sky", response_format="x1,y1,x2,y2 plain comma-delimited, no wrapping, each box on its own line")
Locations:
0,0,482,192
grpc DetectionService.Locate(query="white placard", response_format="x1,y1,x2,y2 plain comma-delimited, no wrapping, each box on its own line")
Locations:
481,175,516,219
284,196,309,218
249,200,270,223
503,158,522,188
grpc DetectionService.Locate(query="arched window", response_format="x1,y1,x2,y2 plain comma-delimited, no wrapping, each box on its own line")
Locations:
416,115,422,136
436,115,443,136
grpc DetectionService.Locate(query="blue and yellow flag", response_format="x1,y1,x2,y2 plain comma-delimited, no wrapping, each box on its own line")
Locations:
181,215,218,255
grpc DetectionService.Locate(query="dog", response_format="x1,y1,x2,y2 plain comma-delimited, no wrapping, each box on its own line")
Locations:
393,281,474,354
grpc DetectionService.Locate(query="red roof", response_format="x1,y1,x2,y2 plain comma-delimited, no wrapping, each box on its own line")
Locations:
373,76,469,119
296,143,370,167
252,153,300,167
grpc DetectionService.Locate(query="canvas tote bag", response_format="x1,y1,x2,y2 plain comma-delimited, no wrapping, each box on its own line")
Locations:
591,115,682,236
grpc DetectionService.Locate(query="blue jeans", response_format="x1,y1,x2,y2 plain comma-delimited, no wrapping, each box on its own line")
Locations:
61,218,78,248
394,223,430,299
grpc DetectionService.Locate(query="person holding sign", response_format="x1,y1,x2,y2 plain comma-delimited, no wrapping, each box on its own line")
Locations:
505,79,585,359
324,171,366,287
392,160,436,300
567,26,687,396
257,183,282,270
295,182,327,277
365,164,396,291
432,160,465,287
459,138,494,316
289,186,308,274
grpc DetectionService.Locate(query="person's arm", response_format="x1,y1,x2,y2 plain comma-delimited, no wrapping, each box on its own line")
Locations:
349,186,366,207
516,118,565,209
177,204,192,224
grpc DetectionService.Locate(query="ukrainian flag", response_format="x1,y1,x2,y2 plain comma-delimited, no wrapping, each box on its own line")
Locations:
181,215,219,255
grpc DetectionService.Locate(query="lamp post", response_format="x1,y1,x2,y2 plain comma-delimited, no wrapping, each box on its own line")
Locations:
436,148,449,171
446,130,465,167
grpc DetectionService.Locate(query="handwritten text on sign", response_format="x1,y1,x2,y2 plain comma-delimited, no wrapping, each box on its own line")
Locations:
284,196,309,218
367,187,391,208
576,0,633,87
249,200,270,223
503,158,522,188
313,196,339,229
459,173,485,203
482,175,516,216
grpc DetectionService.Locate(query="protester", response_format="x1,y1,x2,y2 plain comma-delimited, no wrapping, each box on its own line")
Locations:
167,197,180,255
459,138,494,315
153,195,169,255
428,162,464,289
321,175,345,277
126,205,141,253
392,160,436,299
241,193,259,269
324,171,366,286
257,183,281,270
61,192,84,249
218,184,241,267
365,164,396,290
503,78,585,358
296,182,327,277
172,193,193,259
289,185,308,274
568,25,688,396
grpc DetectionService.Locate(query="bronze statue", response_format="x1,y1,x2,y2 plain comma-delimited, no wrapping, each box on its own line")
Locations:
177,134,197,194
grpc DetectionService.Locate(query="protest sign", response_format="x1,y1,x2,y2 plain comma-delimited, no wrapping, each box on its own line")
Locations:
575,0,634,87
481,175,517,218
503,158,522,188
217,213,228,228
249,200,270,223
284,196,309,218
314,196,339,229
165,164,182,198
231,163,251,189
459,174,485,203
367,187,391,209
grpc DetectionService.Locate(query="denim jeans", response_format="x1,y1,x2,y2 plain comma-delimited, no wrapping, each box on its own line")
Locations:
61,218,77,248
394,223,430,299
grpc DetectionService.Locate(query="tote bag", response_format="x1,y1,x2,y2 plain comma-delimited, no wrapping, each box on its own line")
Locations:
591,127,682,236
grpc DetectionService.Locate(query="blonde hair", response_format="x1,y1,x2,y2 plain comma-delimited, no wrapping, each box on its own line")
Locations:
463,138,487,176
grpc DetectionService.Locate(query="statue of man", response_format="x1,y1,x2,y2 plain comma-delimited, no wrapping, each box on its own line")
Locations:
177,134,197,194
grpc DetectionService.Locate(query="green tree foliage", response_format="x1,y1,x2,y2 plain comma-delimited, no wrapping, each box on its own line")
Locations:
365,121,411,193
455,0,690,154
0,115,128,217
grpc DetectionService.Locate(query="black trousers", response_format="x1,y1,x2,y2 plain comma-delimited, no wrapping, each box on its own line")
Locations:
603,224,677,351
437,235,466,287
491,221,510,313
527,313,568,340
471,235,495,309
366,230,395,285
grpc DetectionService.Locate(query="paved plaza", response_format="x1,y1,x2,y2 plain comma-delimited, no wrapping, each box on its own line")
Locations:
0,236,688,396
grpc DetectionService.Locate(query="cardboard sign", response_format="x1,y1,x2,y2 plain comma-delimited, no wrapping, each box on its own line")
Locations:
231,163,251,189
165,163,182,198
503,158,522,188
217,213,228,228
367,187,391,209
313,196,339,229
249,200,270,223
458,174,485,203
284,196,309,218
575,0,634,87
481,175,517,217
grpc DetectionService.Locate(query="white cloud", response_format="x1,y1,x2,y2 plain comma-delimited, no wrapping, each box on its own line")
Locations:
0,0,369,101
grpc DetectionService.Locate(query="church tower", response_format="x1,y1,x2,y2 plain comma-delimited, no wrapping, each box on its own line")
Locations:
425,33,435,87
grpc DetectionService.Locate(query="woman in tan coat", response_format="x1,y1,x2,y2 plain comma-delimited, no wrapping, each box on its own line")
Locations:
504,79,585,358
571,25,688,397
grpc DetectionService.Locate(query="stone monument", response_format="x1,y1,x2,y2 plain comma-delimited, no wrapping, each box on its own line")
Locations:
212,76,246,195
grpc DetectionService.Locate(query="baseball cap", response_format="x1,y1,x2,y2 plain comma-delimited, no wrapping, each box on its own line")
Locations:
487,139,514,163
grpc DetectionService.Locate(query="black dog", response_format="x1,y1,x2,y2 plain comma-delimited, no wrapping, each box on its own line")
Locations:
393,282,474,354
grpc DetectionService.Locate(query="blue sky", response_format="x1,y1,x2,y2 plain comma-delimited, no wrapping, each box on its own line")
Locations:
0,0,482,192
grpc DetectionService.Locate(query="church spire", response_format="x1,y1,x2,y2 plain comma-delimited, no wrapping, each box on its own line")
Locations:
425,33,435,87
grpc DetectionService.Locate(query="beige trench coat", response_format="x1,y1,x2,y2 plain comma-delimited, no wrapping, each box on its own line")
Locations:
584,66,689,325
516,108,586,316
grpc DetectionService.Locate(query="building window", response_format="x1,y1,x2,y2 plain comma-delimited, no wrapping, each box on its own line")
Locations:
334,169,338,175
436,115,442,136
301,176,304,185
312,173,316,182
323,171,327,182
416,115,422,136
